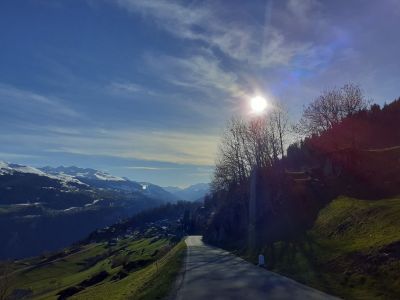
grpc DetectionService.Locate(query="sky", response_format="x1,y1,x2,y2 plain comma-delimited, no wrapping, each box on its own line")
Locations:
0,0,399,187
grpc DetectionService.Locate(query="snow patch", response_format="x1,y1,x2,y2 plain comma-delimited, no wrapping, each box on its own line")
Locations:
15,202,41,206
85,199,102,207
0,161,9,169
48,172,87,186
94,172,125,181
0,162,47,176
0,162,87,187
64,207,79,212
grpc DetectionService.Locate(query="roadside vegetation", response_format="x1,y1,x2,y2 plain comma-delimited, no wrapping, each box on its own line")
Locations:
241,196,400,299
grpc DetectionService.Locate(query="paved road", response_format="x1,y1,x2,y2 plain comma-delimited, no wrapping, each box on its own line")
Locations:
175,236,339,300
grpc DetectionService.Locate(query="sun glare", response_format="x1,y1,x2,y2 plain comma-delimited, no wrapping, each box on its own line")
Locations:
250,95,268,114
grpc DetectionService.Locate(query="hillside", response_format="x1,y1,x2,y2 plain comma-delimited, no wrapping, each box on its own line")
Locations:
244,196,400,299
1,200,196,299
2,236,186,300
0,163,178,259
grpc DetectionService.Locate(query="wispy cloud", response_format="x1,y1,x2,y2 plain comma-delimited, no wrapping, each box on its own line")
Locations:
110,0,345,112
0,126,218,166
109,81,143,93
0,83,82,122
123,166,182,170
145,52,246,100
0,152,39,160
107,81,158,96
113,0,323,68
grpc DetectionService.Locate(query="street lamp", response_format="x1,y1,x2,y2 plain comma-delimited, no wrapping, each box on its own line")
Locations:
248,95,268,251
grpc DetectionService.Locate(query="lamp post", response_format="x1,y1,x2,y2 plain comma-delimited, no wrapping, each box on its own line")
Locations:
248,95,268,252
248,163,258,252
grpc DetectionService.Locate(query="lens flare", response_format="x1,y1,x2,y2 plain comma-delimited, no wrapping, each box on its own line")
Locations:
250,96,268,113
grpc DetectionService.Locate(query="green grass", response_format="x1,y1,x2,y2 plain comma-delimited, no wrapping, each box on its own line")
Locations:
7,236,186,300
132,240,186,300
71,240,186,300
246,196,400,299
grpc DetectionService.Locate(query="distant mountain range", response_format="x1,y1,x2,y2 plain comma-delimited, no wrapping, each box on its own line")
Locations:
0,162,185,259
163,183,210,202
39,165,177,203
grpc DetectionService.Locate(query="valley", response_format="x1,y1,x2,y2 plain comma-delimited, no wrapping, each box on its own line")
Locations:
0,163,206,259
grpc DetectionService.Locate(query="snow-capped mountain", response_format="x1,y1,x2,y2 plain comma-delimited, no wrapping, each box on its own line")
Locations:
0,161,45,176
0,162,178,259
0,161,86,188
164,183,210,202
40,165,141,193
40,166,177,202
40,166,125,182
0,162,179,204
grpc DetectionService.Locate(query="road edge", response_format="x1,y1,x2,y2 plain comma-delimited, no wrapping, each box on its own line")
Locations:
164,237,188,300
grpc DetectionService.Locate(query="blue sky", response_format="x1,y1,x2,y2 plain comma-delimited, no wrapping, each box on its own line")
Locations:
0,0,399,187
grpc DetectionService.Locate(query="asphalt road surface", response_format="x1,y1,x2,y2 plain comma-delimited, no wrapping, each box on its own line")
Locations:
175,236,339,300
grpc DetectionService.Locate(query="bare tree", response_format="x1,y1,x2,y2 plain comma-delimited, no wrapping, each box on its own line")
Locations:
212,119,246,191
212,105,290,191
268,104,289,158
246,117,271,168
296,83,368,136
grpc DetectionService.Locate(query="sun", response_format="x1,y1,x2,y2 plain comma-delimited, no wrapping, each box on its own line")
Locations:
250,95,268,114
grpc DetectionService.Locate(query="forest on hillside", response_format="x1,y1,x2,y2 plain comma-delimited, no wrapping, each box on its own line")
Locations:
201,84,400,248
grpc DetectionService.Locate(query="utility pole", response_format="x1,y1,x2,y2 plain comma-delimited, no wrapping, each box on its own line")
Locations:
248,166,257,252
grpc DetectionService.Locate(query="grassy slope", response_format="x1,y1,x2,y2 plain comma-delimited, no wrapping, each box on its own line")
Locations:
8,237,186,300
127,240,186,300
72,240,186,300
247,196,400,299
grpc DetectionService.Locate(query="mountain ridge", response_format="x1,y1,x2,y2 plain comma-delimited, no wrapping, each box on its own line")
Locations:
163,182,210,202
0,162,177,259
